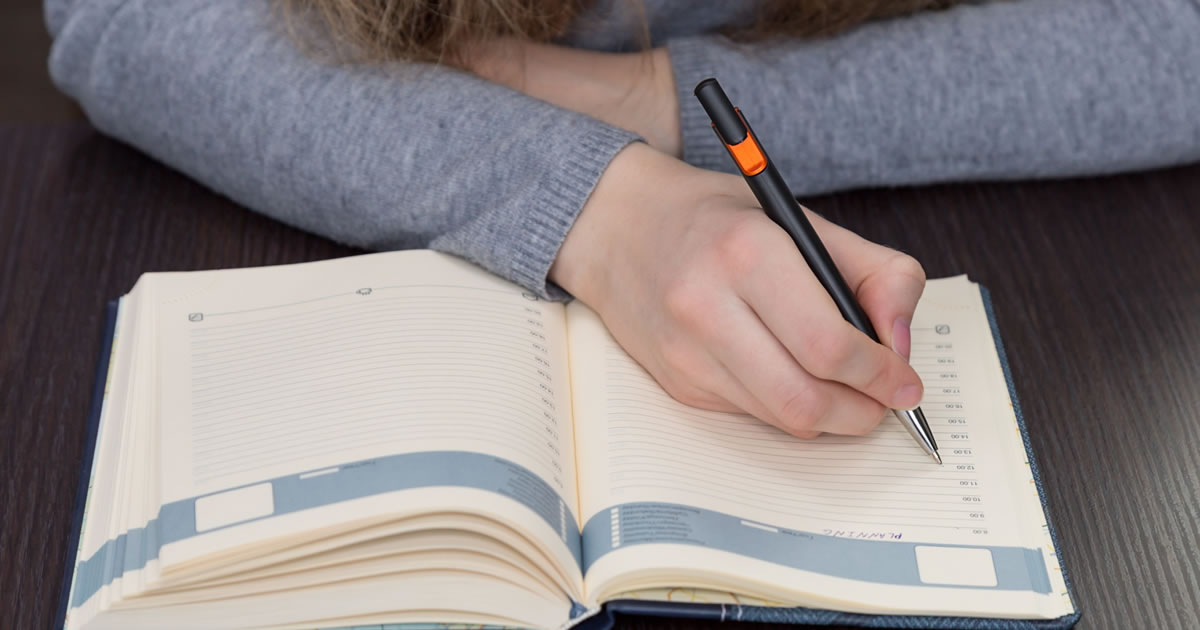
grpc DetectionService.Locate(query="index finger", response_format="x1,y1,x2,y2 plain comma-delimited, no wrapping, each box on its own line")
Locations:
807,210,927,360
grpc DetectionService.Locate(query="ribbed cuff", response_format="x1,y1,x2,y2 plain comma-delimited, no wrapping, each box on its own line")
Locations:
667,37,740,175
511,122,641,301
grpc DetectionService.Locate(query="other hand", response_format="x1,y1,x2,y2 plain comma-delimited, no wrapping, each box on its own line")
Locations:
466,40,681,157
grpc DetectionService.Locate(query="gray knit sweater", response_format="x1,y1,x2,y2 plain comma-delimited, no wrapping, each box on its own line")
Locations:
45,0,1200,298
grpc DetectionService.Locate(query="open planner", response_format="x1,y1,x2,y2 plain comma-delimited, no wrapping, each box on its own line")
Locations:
59,250,1080,629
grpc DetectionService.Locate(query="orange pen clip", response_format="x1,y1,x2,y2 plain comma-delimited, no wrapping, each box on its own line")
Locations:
714,108,767,177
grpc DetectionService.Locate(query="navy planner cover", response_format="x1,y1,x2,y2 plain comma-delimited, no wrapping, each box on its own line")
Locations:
59,288,1080,629
57,301,119,630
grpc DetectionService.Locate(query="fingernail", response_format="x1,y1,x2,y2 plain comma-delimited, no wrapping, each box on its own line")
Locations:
892,318,911,362
894,384,922,410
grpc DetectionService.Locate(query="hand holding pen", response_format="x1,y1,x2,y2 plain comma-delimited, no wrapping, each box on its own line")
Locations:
552,142,929,443
693,78,940,462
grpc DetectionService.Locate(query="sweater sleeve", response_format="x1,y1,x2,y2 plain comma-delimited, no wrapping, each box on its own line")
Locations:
44,0,639,299
667,0,1200,195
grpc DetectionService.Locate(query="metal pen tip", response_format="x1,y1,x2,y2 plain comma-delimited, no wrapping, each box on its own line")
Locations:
892,407,941,465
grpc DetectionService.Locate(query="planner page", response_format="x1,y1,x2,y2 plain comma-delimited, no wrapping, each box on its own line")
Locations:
568,277,1073,618
67,250,586,620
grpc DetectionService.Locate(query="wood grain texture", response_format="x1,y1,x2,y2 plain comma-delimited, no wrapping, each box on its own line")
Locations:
0,0,83,122
1,123,1198,629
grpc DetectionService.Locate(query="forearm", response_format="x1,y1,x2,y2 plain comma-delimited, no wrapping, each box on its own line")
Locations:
46,0,638,298
667,0,1200,193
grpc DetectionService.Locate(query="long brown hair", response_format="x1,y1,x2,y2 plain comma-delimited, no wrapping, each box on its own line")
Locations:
284,0,965,66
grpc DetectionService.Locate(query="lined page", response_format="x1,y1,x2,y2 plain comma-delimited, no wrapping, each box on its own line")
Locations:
153,252,577,514
184,291,562,485
570,277,1032,550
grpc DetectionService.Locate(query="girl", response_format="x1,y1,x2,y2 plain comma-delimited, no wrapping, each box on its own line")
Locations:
46,0,1200,438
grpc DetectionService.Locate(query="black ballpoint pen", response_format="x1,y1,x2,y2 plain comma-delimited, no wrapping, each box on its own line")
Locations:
693,77,941,464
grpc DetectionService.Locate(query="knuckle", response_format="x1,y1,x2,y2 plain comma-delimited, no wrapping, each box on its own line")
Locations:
715,219,766,276
670,388,708,409
803,330,855,379
654,347,732,411
775,385,830,434
686,392,728,411
659,376,718,410
657,338,697,374
848,402,889,436
662,280,710,330
889,252,927,285
652,370,688,400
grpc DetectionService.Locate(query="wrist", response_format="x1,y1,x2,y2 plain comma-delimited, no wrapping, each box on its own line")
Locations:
550,143,716,304
622,47,681,157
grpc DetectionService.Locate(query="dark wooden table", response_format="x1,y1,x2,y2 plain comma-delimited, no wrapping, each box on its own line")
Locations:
2,123,1199,629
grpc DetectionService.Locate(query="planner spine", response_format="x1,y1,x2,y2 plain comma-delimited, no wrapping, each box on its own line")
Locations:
56,301,120,630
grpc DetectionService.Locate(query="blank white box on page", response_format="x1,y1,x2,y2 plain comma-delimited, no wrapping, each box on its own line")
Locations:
914,546,998,587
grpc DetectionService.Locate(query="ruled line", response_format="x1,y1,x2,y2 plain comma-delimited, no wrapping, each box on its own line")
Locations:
596,325,990,533
185,284,567,492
